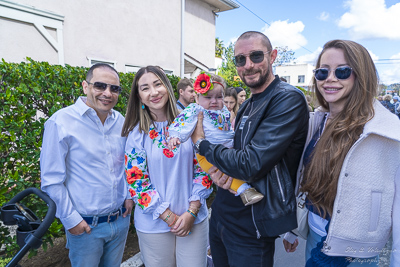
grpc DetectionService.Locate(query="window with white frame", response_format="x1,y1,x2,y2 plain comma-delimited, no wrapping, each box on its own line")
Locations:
125,65,141,73
126,65,174,74
163,69,174,75
298,75,305,83
88,58,116,68
281,76,290,83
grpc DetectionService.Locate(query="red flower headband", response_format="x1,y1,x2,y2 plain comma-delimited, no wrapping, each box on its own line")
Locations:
193,73,224,95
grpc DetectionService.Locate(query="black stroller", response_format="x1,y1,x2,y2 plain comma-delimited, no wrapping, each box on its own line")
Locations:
0,187,56,267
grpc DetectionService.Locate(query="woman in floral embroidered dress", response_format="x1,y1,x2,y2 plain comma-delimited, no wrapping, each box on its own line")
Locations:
121,66,212,267
167,73,263,206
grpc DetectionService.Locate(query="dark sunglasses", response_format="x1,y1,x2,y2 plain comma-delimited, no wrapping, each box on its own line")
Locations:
313,66,353,81
86,81,122,94
233,50,270,67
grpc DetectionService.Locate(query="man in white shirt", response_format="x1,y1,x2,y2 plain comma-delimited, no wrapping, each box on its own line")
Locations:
40,63,133,266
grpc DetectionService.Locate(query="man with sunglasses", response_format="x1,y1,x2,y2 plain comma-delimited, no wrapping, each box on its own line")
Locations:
192,31,309,266
40,63,133,266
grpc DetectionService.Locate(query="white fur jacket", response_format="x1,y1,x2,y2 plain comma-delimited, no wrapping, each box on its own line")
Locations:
294,101,400,265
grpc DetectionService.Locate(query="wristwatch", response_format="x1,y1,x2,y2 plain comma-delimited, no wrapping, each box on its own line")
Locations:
194,138,205,154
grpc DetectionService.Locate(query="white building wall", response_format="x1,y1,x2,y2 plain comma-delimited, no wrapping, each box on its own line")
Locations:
276,64,315,88
0,0,221,75
185,0,216,69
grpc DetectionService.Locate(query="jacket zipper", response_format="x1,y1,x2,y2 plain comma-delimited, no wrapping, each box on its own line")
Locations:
249,124,260,239
241,102,260,238
274,165,285,202
251,205,261,239
241,102,253,149
242,122,251,149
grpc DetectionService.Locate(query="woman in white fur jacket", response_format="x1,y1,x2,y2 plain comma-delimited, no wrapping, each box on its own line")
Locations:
283,40,400,266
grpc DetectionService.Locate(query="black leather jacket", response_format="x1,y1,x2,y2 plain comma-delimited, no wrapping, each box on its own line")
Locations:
200,77,309,237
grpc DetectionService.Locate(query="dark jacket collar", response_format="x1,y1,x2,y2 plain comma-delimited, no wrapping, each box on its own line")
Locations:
251,75,281,101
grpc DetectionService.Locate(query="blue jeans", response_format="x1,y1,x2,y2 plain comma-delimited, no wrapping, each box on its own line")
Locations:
306,227,379,266
66,214,130,267
209,214,276,267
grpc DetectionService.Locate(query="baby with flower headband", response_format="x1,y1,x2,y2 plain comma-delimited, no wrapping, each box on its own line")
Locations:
168,73,263,206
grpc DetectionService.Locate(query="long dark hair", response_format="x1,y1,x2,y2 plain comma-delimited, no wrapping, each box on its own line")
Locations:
301,40,377,217
225,87,239,116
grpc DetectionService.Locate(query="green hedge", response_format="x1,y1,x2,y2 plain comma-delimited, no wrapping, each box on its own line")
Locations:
0,58,180,258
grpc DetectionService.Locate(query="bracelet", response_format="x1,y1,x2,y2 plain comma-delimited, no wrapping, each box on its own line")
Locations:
163,211,173,222
189,208,199,215
189,205,200,213
187,209,197,218
188,208,199,215
168,215,178,227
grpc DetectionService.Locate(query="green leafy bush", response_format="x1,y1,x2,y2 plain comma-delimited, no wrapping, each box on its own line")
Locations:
0,257,12,267
0,58,181,258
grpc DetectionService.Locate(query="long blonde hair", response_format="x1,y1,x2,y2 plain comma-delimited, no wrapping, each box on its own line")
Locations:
121,66,178,136
301,40,377,217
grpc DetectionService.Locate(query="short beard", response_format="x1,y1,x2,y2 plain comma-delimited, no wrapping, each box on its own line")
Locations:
242,66,270,90
181,96,193,106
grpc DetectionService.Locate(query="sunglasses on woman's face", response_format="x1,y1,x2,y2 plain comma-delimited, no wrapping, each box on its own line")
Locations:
313,66,353,81
233,50,270,67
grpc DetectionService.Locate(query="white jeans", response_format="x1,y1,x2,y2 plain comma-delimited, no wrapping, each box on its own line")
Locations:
137,218,208,267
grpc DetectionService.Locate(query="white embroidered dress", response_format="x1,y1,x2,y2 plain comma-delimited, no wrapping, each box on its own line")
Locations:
124,121,212,233
168,103,234,148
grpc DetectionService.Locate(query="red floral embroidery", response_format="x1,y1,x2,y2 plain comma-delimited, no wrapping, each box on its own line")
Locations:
126,166,143,184
194,73,212,94
149,129,158,139
124,154,128,165
193,158,198,165
201,175,212,189
129,188,136,197
138,192,151,207
163,148,174,158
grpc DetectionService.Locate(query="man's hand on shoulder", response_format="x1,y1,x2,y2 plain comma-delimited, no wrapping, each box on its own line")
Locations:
68,220,91,235
123,199,134,217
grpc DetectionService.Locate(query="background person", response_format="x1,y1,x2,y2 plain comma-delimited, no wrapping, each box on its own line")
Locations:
191,31,309,266
235,86,247,106
224,87,239,126
121,66,212,267
283,40,400,266
381,94,395,113
40,63,133,266
393,95,400,118
176,77,195,110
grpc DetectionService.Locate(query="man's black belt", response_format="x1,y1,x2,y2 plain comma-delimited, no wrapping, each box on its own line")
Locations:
82,207,126,225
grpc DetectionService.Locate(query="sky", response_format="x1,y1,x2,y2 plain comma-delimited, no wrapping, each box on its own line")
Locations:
215,0,400,85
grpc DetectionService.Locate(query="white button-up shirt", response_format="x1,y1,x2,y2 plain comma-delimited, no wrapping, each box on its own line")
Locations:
41,97,130,230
